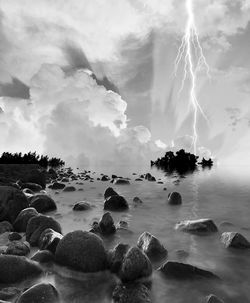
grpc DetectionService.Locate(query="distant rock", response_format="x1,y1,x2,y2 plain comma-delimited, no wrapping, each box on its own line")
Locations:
50,182,65,190
114,179,130,185
116,220,129,230
0,221,13,235
63,186,76,192
112,283,151,303
13,207,39,232
159,261,219,280
73,201,92,211
55,230,107,272
205,294,224,303
104,195,129,211
168,192,182,205
135,178,143,181
38,228,63,253
101,175,110,181
30,194,57,213
137,232,167,259
21,183,42,192
144,173,156,182
120,246,152,283
175,218,218,233
221,232,250,249
104,187,118,199
133,197,143,204
107,243,130,273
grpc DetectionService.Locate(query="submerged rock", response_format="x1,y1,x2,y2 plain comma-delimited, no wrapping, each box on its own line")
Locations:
168,192,182,205
137,232,167,259
145,173,156,182
133,197,143,204
21,182,42,192
55,230,107,272
13,207,39,232
221,232,250,248
175,218,218,233
112,283,151,303
16,283,59,303
104,195,129,211
30,194,57,213
114,179,130,185
159,261,219,280
31,250,55,263
120,246,152,283
73,201,92,211
206,294,224,303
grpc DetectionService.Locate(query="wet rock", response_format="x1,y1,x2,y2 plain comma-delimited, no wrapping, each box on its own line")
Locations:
50,182,65,190
26,215,62,246
22,188,34,195
98,212,116,235
145,173,156,182
0,287,21,301
133,197,143,204
159,261,219,280
120,246,152,283
221,232,250,248
13,207,39,232
31,250,55,263
5,240,30,256
206,294,224,303
21,183,42,192
55,230,107,272
0,186,29,223
8,232,22,241
107,243,130,273
104,195,129,211
175,218,218,233
0,221,13,234
137,232,167,259
112,283,151,303
135,178,143,181
116,220,129,230
16,283,59,303
101,175,110,181
104,187,118,199
63,186,76,192
73,201,91,211
38,228,63,253
30,194,57,213
114,179,130,185
168,192,182,205
0,255,42,283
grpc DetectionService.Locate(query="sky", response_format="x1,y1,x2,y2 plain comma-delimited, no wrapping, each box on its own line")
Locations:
0,0,250,168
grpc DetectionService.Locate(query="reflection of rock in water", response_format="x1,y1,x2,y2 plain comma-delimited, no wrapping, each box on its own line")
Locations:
53,265,117,303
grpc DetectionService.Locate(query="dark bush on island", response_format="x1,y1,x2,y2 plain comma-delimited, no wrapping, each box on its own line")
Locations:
151,149,213,173
0,152,64,168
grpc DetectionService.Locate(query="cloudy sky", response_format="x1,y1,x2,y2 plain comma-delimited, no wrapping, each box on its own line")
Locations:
0,0,250,167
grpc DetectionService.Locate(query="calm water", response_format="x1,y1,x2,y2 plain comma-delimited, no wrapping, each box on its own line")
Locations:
35,165,250,302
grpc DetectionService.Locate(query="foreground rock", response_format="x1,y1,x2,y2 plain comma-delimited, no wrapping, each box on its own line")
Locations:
13,208,39,232
206,294,224,303
137,232,167,259
0,186,29,223
168,192,182,205
16,283,59,303
31,250,55,263
175,218,218,233
98,212,116,235
108,243,130,273
0,287,21,301
30,194,57,213
26,215,62,246
5,240,30,256
0,255,42,283
221,232,250,248
104,195,129,211
38,228,63,253
104,187,118,199
113,283,151,303
120,246,152,282
159,261,219,280
55,230,107,272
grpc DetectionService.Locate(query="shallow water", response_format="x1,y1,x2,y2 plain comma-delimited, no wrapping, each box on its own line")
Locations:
42,164,250,302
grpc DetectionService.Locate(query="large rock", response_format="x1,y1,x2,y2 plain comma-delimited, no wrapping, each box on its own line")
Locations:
108,243,130,273
0,186,29,223
159,261,219,280
112,283,151,303
26,215,62,246
98,212,116,235
5,240,30,256
13,207,39,232
104,195,129,211
0,221,13,234
137,232,167,259
221,232,250,249
30,194,57,213
206,294,224,303
120,246,152,282
0,255,42,283
38,228,63,253
175,218,218,233
168,192,182,205
55,230,107,272
104,187,118,199
16,283,59,303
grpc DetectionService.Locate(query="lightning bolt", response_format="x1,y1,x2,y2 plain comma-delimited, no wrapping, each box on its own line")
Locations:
174,0,210,154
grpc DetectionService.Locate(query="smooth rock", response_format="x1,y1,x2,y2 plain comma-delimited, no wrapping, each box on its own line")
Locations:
113,179,130,185
13,207,39,232
104,187,118,199
98,212,116,235
137,232,167,259
21,183,42,192
168,192,182,205
73,201,91,211
175,218,218,233
30,194,57,213
221,232,250,248
63,186,76,192
0,221,13,235
104,195,129,211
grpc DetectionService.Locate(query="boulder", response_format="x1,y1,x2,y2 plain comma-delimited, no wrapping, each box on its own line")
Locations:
112,283,151,303
104,187,118,199
137,232,167,259
168,192,182,205
31,250,55,263
50,182,65,190
175,218,218,233
16,283,59,303
55,230,107,272
5,240,30,256
21,183,42,192
101,175,110,181
13,207,39,232
104,195,129,211
114,179,130,185
221,232,250,248
0,287,21,302
206,294,224,303
0,186,29,223
0,221,13,234
30,194,57,213
145,173,156,182
0,255,42,283
8,232,22,241
73,201,91,211
62,186,76,192
159,261,219,280
108,243,130,273
98,212,116,235
38,228,63,253
26,215,62,246
120,246,152,283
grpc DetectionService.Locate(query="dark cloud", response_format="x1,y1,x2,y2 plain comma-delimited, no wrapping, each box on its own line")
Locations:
0,77,30,99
